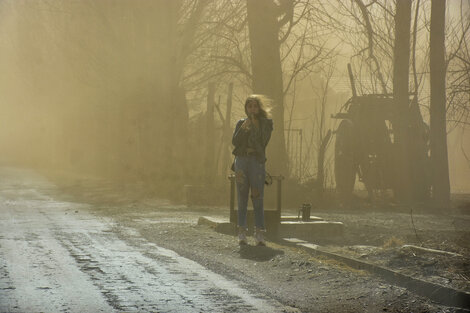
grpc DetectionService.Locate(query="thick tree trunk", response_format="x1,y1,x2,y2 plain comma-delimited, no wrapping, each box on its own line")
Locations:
246,0,288,176
161,0,204,181
393,0,430,203
430,0,451,205
392,0,413,203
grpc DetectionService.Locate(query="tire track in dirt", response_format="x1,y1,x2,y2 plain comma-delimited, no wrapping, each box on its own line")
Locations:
0,167,287,312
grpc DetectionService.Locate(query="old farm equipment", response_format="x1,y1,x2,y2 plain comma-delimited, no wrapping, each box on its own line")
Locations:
332,64,430,199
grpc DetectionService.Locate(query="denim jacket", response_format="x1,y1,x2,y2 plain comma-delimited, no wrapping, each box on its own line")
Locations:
232,117,273,163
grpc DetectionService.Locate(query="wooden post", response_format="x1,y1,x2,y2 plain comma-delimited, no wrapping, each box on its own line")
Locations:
229,174,236,223
276,176,282,218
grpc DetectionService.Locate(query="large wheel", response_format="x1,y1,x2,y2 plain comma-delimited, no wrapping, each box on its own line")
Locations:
335,120,357,199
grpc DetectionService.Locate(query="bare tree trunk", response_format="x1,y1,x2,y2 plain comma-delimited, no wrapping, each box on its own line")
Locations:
317,130,332,200
353,0,388,94
392,0,413,203
411,0,420,95
246,0,288,176
163,0,208,181
430,0,451,205
221,83,234,178
205,82,216,184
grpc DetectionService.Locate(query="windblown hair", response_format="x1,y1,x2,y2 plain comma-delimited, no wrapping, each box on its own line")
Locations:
244,94,272,119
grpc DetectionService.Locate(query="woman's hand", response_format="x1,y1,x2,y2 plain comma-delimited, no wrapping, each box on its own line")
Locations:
241,118,251,131
242,115,259,131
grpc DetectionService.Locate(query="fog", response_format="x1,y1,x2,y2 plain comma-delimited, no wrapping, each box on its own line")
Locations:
0,1,176,181
0,0,469,200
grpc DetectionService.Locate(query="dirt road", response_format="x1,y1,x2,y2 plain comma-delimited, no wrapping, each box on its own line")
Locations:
0,168,288,312
1,167,468,312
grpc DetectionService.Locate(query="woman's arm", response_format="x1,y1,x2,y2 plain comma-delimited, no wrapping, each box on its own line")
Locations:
232,119,249,146
261,119,273,148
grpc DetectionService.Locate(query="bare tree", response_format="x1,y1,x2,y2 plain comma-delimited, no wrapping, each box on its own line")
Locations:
181,0,335,178
392,0,413,202
430,0,451,205
352,0,389,94
445,0,470,132
246,0,289,175
313,62,336,198
332,0,395,94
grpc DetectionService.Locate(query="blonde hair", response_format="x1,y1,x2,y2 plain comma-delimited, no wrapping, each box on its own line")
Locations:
244,94,272,118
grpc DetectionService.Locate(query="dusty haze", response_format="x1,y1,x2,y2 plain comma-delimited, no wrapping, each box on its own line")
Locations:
0,0,468,197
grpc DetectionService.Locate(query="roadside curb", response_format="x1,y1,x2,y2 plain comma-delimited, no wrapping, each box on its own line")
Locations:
197,216,236,234
281,238,470,311
197,216,344,239
199,216,470,310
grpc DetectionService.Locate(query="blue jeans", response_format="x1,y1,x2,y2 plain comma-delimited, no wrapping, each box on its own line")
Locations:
234,155,265,230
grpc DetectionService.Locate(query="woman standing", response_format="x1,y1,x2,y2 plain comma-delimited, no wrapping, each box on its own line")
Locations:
232,95,273,246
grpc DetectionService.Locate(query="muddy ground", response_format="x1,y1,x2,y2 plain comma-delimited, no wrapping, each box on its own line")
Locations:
48,172,470,313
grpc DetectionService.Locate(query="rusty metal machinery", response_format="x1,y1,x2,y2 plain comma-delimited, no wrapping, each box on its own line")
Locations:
333,94,395,199
332,64,430,200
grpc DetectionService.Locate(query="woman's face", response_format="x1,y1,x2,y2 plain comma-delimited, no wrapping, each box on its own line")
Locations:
246,100,260,116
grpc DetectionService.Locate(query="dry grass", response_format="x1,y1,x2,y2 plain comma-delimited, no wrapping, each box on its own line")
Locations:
382,236,405,248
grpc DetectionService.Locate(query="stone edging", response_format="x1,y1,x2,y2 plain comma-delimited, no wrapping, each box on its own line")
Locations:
282,238,470,311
